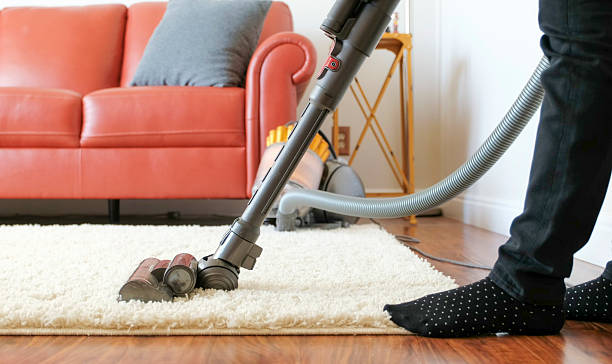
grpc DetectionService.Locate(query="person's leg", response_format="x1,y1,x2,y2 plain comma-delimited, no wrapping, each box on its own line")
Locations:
605,261,612,281
564,261,612,323
385,0,612,337
490,0,612,306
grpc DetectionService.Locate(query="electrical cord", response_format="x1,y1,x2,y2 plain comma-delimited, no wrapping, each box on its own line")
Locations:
369,217,384,228
369,218,493,271
317,130,338,159
367,220,578,287
396,234,421,244
404,245,493,271
287,120,338,160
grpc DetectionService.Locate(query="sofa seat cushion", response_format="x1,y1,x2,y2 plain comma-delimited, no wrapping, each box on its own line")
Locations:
0,87,82,147
82,87,245,147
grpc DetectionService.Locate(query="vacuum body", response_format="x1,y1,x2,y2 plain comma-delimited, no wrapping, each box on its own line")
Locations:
274,157,366,231
252,124,329,220
253,124,365,230
312,159,365,225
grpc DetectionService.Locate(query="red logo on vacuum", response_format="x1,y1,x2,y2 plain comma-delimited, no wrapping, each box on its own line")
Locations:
325,56,341,71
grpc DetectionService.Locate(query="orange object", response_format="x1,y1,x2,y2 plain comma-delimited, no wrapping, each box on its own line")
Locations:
0,2,316,200
264,125,330,162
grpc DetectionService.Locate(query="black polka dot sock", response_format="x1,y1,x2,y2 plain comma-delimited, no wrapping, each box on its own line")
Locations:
564,275,611,323
384,278,564,337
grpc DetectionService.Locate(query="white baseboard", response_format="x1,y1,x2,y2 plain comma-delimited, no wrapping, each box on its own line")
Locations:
442,195,611,268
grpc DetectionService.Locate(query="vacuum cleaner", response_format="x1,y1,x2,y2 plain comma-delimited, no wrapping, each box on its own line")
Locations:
119,0,549,300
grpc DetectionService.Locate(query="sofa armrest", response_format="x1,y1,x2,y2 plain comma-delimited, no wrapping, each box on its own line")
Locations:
245,31,317,196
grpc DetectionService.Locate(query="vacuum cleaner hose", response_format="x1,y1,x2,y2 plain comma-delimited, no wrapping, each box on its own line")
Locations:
278,56,549,219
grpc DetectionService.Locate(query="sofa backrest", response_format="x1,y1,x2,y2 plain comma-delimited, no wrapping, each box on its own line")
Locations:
119,1,293,87
0,5,127,95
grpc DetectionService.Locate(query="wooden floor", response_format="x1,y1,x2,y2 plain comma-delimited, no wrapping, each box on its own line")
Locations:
1,216,610,363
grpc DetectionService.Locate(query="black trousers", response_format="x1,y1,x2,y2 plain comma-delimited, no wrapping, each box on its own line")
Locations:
489,0,612,305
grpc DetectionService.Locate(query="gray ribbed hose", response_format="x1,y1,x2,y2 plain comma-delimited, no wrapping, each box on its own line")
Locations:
278,57,549,218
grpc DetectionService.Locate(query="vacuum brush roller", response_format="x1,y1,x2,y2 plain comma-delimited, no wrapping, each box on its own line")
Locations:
118,257,173,302
164,253,198,295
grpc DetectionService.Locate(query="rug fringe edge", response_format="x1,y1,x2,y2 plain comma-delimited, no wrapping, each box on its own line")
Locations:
0,327,411,336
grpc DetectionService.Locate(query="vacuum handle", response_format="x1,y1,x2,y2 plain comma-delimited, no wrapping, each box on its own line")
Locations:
321,0,365,37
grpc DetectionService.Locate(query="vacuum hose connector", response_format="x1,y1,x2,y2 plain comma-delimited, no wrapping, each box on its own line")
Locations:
278,56,549,219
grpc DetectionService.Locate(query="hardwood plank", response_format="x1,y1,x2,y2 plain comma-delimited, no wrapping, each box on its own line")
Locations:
0,216,610,364
374,217,603,286
2,328,610,364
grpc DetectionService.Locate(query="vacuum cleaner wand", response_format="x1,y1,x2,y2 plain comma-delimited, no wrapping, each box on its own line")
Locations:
196,0,401,291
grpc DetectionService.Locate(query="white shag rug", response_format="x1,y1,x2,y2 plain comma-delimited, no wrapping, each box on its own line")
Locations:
0,224,456,335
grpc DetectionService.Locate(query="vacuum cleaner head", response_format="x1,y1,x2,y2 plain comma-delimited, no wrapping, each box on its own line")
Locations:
118,253,199,302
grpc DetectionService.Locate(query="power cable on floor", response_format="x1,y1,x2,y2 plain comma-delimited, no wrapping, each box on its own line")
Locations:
404,245,493,271
369,218,493,271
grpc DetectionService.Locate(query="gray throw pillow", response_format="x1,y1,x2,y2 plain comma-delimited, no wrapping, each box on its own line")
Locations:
131,0,272,87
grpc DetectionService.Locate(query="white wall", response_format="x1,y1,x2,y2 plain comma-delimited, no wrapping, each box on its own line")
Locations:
408,0,442,188
411,0,611,267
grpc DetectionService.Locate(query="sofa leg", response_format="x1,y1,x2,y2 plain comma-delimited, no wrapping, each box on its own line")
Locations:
108,199,120,223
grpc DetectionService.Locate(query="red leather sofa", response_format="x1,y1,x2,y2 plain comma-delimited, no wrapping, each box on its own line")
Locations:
0,2,316,212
